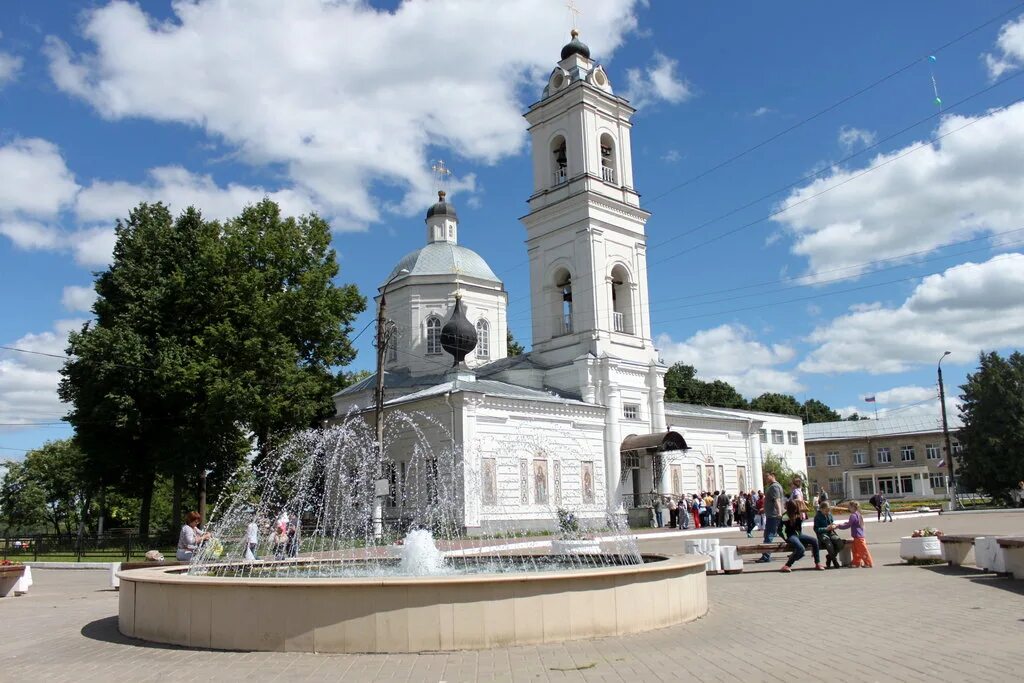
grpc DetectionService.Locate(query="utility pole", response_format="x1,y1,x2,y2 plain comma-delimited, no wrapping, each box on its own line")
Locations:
937,351,959,510
373,269,408,538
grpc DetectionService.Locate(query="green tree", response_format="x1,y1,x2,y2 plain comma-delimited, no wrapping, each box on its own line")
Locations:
506,330,525,357
845,412,865,421
0,439,93,535
0,461,48,533
663,363,748,409
761,451,806,494
749,393,803,417
802,398,841,423
956,350,1024,503
60,201,366,536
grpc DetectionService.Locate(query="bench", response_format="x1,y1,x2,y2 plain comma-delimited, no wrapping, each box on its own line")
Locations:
939,534,980,567
735,541,853,567
112,560,186,589
996,537,1024,580
0,565,27,597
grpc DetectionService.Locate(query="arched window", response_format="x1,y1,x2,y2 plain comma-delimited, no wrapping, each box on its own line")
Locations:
599,133,617,185
475,319,490,359
425,316,441,355
385,320,398,361
610,264,634,334
553,268,573,336
551,135,567,186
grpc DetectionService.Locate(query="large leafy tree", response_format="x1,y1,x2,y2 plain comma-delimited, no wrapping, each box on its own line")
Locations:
0,439,93,535
60,201,366,536
663,363,748,409
802,398,842,423
749,393,803,417
506,330,525,357
956,350,1024,502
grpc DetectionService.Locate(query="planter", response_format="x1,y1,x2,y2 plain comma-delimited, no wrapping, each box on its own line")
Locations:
899,536,942,562
551,538,602,555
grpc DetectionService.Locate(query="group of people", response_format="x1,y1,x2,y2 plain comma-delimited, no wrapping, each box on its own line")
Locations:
755,473,874,572
869,492,895,522
176,511,300,562
652,490,767,536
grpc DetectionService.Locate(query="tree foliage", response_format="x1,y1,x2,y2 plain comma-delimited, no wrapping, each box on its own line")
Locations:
749,393,803,417
59,200,366,535
506,330,525,357
956,350,1024,502
801,398,842,424
761,451,806,493
0,439,93,535
663,363,748,409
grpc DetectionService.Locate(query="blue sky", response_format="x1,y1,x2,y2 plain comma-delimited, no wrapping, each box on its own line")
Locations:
3,0,1024,459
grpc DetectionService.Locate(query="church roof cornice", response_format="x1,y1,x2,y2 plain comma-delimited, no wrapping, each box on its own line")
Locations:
525,79,634,122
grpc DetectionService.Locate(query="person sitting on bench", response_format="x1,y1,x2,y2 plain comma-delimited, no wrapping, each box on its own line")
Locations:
813,500,846,569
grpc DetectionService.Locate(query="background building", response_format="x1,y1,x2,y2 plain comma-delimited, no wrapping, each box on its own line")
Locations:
804,415,962,501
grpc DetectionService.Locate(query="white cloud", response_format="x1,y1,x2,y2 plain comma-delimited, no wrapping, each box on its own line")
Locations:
837,125,876,151
871,385,936,405
0,320,85,427
800,253,1024,374
776,102,1024,279
61,286,98,313
0,138,79,218
752,106,773,117
0,51,21,89
623,52,691,110
661,149,681,163
657,324,803,397
44,0,641,223
984,13,1024,78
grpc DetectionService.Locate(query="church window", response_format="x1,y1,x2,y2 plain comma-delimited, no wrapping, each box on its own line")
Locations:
425,316,441,354
553,269,573,336
623,403,639,420
610,264,634,334
475,319,490,358
551,135,568,186
599,133,617,184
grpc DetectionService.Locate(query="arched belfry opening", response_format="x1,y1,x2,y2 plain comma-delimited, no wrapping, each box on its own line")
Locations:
610,264,634,335
553,268,573,336
551,135,567,186
599,133,617,184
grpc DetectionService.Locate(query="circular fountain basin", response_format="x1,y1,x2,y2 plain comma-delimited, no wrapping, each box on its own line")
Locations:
117,554,708,653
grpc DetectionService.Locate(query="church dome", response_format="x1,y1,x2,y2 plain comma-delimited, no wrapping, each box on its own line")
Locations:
386,242,501,284
425,190,457,219
560,30,590,60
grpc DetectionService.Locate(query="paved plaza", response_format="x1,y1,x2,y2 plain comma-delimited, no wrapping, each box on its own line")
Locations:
2,511,1022,682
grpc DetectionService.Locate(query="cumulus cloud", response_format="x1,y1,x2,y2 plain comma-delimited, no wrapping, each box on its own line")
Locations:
44,0,641,224
656,324,803,397
837,125,876,151
661,149,681,163
623,52,691,110
0,51,21,89
0,137,330,265
61,286,98,313
776,102,1024,279
751,106,773,117
800,253,1024,374
0,320,84,427
984,13,1024,78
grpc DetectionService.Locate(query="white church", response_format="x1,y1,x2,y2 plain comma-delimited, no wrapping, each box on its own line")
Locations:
333,31,806,532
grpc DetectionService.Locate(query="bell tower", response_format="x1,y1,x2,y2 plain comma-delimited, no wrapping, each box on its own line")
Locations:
521,30,657,368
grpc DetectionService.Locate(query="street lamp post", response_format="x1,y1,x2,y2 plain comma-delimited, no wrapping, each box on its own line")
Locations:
937,351,959,510
372,268,409,538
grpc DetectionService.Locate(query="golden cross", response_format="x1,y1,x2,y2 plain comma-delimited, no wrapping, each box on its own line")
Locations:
430,159,452,195
566,0,583,31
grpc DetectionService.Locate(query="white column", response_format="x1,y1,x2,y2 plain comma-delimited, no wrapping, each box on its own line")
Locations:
603,360,622,511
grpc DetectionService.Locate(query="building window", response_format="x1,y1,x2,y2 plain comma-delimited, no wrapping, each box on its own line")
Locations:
554,269,573,336
900,475,913,494
599,132,617,184
853,448,867,465
929,473,947,490
828,478,843,496
610,264,634,334
425,316,442,354
806,453,816,468
551,135,567,186
759,429,767,443
771,430,784,444
877,447,892,464
623,403,639,420
858,479,874,496
926,444,940,460
951,441,963,455
901,445,915,462
787,431,799,445
475,319,490,359
827,451,840,467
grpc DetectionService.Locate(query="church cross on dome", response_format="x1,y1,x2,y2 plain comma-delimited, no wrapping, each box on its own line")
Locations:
566,0,583,31
430,159,452,196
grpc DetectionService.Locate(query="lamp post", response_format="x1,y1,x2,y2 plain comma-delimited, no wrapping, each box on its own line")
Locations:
937,351,959,510
372,268,409,538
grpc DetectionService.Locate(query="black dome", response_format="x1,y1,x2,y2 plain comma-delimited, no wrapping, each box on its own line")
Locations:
426,190,457,220
560,30,591,60
440,295,477,367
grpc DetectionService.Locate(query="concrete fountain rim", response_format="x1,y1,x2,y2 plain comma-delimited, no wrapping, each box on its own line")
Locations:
117,553,705,587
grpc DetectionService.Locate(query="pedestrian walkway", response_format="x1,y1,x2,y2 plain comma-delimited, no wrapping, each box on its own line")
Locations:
1,512,1022,682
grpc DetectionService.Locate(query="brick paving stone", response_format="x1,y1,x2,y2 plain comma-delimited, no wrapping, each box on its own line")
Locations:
2,512,1023,682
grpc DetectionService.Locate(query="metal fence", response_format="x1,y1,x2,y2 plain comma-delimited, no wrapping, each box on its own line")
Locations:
1,533,176,562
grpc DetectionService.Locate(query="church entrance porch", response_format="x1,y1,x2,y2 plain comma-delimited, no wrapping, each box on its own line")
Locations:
620,432,688,526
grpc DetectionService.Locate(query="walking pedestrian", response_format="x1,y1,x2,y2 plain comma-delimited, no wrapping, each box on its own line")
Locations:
836,500,874,568
716,490,729,528
755,474,785,563
652,492,664,528
745,492,756,538
668,496,678,528
882,497,894,522
755,490,765,531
